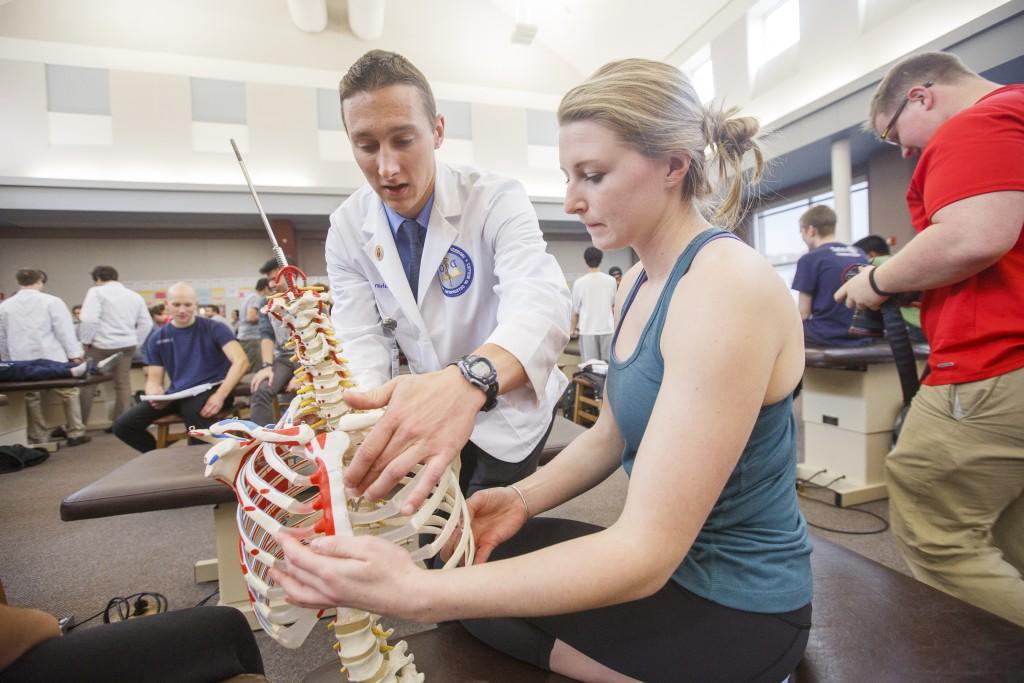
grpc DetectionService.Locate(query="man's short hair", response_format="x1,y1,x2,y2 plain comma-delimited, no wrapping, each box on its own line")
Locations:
339,50,437,131
866,52,976,135
90,265,118,282
255,277,270,291
584,246,604,268
800,205,837,236
608,266,623,277
15,268,45,286
259,258,279,276
149,303,165,317
853,235,891,256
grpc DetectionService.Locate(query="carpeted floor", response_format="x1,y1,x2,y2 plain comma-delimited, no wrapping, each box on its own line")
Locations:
0,404,908,683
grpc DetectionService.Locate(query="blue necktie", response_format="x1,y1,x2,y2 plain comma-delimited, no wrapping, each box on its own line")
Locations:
395,219,424,301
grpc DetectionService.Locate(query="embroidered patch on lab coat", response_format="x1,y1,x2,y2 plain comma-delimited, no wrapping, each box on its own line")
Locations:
438,245,473,297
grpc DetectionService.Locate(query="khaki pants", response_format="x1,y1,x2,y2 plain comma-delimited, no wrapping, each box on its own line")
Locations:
25,387,85,443
886,365,1024,626
81,345,136,422
239,338,261,374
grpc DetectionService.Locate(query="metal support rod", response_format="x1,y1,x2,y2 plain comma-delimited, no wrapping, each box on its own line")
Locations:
230,138,289,269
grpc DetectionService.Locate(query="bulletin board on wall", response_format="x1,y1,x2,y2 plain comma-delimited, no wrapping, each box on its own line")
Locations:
122,275,329,312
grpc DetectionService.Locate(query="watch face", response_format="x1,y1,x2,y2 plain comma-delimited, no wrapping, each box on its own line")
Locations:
469,358,493,380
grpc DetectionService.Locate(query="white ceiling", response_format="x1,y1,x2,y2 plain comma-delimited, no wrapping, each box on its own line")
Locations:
0,0,739,100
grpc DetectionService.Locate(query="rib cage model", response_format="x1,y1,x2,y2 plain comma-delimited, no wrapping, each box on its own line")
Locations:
193,266,474,683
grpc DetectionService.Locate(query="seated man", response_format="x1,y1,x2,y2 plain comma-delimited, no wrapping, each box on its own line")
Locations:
112,282,248,452
0,354,121,382
792,205,871,347
248,259,299,427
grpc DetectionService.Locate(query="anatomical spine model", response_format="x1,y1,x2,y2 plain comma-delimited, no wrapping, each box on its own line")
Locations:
194,266,474,682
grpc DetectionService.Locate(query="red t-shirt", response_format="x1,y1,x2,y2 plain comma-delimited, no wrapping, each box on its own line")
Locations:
906,84,1024,385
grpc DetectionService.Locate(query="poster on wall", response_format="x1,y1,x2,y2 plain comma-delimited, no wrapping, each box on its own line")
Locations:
122,275,328,314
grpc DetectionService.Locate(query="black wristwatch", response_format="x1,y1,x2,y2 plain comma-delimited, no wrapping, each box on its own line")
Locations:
450,354,499,412
260,362,273,370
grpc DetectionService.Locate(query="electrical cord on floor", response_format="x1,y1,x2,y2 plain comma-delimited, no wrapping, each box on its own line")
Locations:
65,591,168,631
195,589,219,607
797,469,890,536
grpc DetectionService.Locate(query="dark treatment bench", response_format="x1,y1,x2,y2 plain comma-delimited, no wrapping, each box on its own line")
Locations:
0,375,111,448
306,534,1024,682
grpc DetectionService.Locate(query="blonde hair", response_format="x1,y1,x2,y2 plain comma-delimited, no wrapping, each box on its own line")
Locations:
865,52,976,135
558,58,763,228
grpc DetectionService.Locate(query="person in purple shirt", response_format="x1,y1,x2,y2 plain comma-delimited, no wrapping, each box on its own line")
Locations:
111,282,248,452
792,205,871,347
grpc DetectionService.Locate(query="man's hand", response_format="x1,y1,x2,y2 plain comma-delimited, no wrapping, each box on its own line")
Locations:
250,366,273,392
144,383,168,410
201,391,226,418
68,357,83,365
343,366,485,513
834,265,889,311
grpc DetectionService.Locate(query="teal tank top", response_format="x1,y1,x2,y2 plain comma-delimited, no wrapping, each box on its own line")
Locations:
607,228,813,613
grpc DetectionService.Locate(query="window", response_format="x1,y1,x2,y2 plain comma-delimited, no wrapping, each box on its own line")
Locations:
748,0,800,74
681,47,714,103
763,0,800,60
755,180,869,290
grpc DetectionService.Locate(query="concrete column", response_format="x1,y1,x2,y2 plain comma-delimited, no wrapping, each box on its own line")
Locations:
830,137,852,243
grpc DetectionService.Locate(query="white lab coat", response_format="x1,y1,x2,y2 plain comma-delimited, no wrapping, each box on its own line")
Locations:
79,281,153,350
0,288,83,362
326,160,571,463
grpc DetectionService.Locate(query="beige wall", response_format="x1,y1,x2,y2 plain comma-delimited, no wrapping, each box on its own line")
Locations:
866,146,918,252
0,231,272,306
0,229,623,308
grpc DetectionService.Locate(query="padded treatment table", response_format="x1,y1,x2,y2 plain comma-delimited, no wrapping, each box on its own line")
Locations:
794,534,1024,682
58,444,255,621
60,417,584,628
0,375,111,448
800,343,929,506
302,623,574,682
304,534,1024,681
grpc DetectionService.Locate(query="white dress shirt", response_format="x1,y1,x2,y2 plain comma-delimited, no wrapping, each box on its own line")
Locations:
78,281,153,349
0,288,83,362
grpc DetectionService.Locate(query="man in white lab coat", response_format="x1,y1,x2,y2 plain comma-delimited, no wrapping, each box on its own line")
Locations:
0,268,90,447
78,264,152,423
326,50,571,510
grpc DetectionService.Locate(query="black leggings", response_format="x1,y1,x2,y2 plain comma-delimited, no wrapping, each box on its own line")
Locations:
462,518,811,683
0,606,264,683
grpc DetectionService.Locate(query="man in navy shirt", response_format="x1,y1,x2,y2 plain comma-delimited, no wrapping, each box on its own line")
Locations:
792,205,871,347
112,282,248,452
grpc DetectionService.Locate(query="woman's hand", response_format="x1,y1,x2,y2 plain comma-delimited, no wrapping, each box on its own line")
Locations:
271,532,427,621
463,486,529,564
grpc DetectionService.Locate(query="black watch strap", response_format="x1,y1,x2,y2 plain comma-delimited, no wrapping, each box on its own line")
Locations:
450,355,499,412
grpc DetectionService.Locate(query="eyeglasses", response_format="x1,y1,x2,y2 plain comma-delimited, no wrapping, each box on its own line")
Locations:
881,81,933,146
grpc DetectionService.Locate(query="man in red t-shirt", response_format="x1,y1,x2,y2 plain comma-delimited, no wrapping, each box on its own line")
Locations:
836,52,1024,626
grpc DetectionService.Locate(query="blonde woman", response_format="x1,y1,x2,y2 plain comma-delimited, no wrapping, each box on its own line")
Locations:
273,59,812,682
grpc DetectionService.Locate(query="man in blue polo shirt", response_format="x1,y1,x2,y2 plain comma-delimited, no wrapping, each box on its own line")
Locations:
112,282,248,452
792,205,871,347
